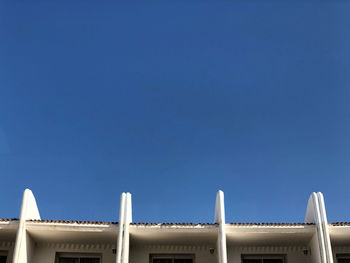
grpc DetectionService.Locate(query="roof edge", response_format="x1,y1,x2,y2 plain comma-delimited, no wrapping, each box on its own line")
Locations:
27,219,118,225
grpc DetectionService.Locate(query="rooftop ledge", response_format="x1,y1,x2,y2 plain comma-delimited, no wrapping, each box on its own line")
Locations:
0,219,322,227
7,219,350,229
0,219,19,230
28,219,117,225
19,221,316,234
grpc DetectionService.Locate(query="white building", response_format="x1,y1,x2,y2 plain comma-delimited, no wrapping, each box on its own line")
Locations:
0,189,349,263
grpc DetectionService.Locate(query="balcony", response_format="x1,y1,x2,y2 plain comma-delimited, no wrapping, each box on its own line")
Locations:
25,220,118,263
129,223,218,263
225,223,317,263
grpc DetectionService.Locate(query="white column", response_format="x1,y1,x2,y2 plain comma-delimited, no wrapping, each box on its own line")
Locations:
117,192,132,263
305,192,333,263
318,192,333,263
214,190,227,263
121,193,132,263
13,189,41,263
116,193,126,263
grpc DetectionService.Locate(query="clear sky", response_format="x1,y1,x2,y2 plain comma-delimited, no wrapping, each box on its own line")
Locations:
0,1,349,224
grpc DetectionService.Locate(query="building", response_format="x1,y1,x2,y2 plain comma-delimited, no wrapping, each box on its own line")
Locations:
0,189,349,263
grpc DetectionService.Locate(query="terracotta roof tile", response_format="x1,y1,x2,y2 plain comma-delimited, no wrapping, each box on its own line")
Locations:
0,218,19,222
13,220,318,226
25,220,315,226
227,222,314,226
130,222,217,226
329,222,350,226
28,219,117,225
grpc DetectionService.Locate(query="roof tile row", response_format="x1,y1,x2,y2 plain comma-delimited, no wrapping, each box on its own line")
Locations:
28,219,117,225
227,222,314,226
0,218,18,221
130,222,217,226
329,222,350,226
4,219,350,226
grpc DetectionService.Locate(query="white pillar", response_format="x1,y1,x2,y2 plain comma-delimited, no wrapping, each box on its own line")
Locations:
318,192,333,263
117,192,132,263
116,193,126,263
214,190,227,263
13,189,41,263
305,192,333,263
121,193,132,263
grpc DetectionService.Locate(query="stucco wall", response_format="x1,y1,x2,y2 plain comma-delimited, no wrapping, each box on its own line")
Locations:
26,233,35,263
227,246,311,263
308,233,321,263
130,245,217,263
30,243,116,263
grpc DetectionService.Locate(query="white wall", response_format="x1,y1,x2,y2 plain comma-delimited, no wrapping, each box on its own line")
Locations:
227,246,311,263
308,233,321,263
130,245,217,263
26,233,36,263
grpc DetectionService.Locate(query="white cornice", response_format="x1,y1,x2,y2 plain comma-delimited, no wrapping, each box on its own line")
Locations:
26,222,118,233
228,245,310,252
0,241,15,248
130,245,213,251
35,242,115,250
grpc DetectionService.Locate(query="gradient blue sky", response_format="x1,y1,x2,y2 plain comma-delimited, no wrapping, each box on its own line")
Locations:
0,1,349,223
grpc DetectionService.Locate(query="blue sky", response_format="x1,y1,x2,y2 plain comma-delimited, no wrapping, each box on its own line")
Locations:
0,1,349,223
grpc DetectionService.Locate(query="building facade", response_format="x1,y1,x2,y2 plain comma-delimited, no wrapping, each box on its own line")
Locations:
0,189,349,263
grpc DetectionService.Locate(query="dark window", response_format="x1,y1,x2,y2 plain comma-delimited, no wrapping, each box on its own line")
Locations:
153,259,173,263
242,255,284,263
243,260,261,263
337,254,350,263
57,255,100,263
174,259,193,263
59,258,79,263
151,254,194,263
264,260,283,263
80,258,100,263
0,256,7,263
